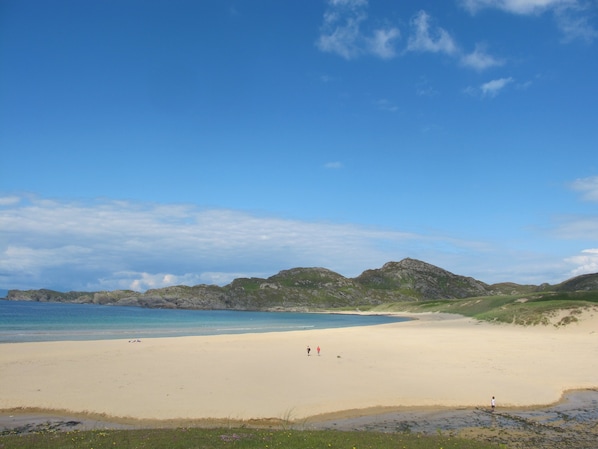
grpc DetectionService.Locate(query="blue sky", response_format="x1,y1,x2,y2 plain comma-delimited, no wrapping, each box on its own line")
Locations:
1,0,598,293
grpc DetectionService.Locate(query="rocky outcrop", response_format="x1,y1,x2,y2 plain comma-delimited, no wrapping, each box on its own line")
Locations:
355,258,489,299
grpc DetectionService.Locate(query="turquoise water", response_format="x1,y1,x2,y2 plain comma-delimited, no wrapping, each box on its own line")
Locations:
0,300,409,343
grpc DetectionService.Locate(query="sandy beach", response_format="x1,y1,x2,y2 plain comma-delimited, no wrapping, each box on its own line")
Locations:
1,310,597,423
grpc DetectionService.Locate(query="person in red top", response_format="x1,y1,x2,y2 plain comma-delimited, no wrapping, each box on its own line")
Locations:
317,345,321,355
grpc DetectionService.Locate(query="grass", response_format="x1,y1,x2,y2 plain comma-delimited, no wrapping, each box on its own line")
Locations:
0,427,504,449
368,291,598,326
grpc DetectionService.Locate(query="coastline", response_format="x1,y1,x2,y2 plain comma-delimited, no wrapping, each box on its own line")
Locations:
1,310,597,424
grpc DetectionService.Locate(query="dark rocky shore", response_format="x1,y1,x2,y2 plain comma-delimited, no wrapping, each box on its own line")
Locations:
306,389,598,449
2,390,597,448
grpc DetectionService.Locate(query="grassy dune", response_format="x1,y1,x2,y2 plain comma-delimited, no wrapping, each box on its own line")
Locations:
369,291,598,326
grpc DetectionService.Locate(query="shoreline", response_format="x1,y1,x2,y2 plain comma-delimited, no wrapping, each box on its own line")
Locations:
1,310,597,424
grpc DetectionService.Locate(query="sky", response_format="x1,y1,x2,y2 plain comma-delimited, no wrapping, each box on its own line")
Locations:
1,0,598,294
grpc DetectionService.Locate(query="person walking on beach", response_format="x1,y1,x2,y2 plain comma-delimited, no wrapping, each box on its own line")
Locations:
491,396,496,412
307,346,311,356
317,345,320,356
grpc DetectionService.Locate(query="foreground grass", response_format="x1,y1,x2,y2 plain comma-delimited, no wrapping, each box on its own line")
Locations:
0,427,503,449
369,291,598,326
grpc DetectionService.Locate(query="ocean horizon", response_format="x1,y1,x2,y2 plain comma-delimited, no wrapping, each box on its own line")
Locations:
0,300,409,343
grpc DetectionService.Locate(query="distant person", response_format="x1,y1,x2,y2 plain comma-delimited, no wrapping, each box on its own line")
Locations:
307,346,311,356
317,345,321,356
491,396,496,412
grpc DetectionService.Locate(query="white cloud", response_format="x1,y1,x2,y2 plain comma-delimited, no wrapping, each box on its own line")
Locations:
480,76,514,96
464,76,514,97
317,12,365,59
570,176,598,201
316,0,400,60
461,44,505,70
460,0,597,43
317,6,508,71
460,0,577,15
0,196,21,206
329,0,368,7
565,248,598,276
367,28,401,59
1,194,592,291
1,195,436,291
407,10,458,55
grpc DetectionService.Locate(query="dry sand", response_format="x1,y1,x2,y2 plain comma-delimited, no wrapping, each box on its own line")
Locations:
1,310,597,423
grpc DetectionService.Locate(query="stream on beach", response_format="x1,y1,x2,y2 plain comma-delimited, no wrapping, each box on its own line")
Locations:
2,390,598,449
305,389,598,449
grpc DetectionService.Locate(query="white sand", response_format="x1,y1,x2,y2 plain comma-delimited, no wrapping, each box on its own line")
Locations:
1,310,597,422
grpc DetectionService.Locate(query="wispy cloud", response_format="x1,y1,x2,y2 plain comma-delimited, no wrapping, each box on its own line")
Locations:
407,10,458,55
460,43,505,70
481,77,514,96
465,76,514,97
554,5,598,43
570,176,598,201
2,193,593,291
367,28,401,59
374,98,399,112
460,0,597,43
0,194,435,291
460,0,577,15
0,196,20,206
415,77,439,97
324,161,344,169
316,0,400,60
317,5,505,71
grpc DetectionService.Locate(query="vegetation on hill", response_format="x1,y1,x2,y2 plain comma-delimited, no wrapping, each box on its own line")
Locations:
6,258,598,326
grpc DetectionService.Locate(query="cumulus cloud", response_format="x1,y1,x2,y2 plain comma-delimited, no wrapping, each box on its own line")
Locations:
565,248,598,276
570,176,598,201
407,10,458,55
316,0,400,59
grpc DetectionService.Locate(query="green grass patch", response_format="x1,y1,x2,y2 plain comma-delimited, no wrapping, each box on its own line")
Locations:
370,291,598,326
0,427,503,449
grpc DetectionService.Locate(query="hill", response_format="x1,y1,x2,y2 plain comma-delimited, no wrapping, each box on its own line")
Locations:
6,258,598,311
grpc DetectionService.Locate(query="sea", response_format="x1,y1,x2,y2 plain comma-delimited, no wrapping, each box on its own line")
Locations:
0,300,409,343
